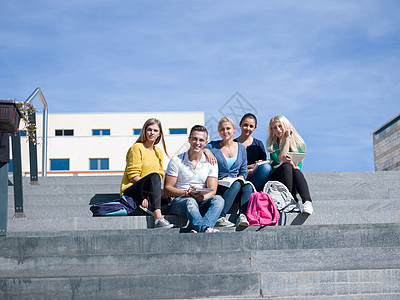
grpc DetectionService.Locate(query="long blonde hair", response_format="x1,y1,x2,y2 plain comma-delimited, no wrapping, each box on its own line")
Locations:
266,115,306,153
136,118,169,157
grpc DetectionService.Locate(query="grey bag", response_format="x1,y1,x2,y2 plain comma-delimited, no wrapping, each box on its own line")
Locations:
263,181,298,212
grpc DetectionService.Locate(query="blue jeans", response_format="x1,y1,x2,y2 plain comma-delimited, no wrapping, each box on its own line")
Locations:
250,163,272,191
218,180,253,217
169,195,224,232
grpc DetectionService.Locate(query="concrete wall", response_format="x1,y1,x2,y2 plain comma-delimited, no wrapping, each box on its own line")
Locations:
373,116,400,171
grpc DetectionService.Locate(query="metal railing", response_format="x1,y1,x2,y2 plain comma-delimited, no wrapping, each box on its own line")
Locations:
26,87,48,176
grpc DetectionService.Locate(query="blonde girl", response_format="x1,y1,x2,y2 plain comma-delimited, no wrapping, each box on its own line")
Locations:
267,115,313,214
204,117,253,227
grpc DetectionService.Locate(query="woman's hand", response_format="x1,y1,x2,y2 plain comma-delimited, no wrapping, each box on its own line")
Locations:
247,163,256,171
203,149,217,165
283,154,298,169
247,163,256,178
141,198,149,208
285,127,293,139
282,154,292,164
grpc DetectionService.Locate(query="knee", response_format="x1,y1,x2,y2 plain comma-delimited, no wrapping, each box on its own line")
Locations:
258,163,272,175
242,184,253,193
185,197,198,209
230,180,242,191
148,172,161,182
280,163,293,173
213,195,225,208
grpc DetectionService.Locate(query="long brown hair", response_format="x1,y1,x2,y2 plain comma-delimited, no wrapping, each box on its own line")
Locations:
136,118,169,157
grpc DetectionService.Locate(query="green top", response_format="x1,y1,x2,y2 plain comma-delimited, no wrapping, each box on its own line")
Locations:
270,142,304,170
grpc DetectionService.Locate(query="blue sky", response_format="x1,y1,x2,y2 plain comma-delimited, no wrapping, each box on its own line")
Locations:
1,0,399,172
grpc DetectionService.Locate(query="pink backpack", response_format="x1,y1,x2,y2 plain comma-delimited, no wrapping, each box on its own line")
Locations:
246,192,280,229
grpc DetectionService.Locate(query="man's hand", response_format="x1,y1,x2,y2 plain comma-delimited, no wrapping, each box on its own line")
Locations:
190,191,204,203
187,185,204,203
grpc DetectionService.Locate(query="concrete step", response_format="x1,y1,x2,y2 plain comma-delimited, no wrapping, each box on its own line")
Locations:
3,224,400,256
8,184,119,196
9,175,122,186
308,188,400,200
1,245,398,284
7,194,400,221
280,209,400,226
8,203,400,232
0,250,251,278
7,193,118,206
0,273,260,300
252,246,400,272
304,171,400,180
1,268,398,299
260,268,400,298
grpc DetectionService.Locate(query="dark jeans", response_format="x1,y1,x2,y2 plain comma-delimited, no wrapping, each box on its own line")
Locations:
270,163,312,203
217,180,253,217
123,172,162,211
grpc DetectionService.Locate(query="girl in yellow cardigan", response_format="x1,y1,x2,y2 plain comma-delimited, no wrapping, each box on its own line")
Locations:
120,118,174,228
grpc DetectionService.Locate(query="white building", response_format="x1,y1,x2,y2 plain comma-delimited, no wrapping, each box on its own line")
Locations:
15,112,204,176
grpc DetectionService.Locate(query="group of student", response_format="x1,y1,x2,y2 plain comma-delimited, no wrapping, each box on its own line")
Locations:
119,113,314,232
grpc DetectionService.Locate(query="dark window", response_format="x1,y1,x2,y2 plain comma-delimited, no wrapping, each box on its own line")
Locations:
20,130,27,137
169,128,187,135
89,158,109,170
8,160,13,172
55,129,74,136
64,129,74,136
133,128,141,135
50,159,70,171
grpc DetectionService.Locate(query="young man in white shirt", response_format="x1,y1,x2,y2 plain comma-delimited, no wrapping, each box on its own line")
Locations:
165,125,224,233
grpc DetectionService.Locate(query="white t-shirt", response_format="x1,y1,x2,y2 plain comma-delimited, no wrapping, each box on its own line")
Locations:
166,150,218,190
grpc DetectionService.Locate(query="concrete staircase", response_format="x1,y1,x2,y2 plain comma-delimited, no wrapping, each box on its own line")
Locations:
1,171,400,299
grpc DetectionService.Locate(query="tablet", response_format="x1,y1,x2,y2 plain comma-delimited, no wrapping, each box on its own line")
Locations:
274,152,305,168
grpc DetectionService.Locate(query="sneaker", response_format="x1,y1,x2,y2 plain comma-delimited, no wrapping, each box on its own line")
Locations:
236,213,249,227
190,229,198,234
301,201,314,215
154,216,174,229
283,199,300,213
204,227,219,233
215,217,235,228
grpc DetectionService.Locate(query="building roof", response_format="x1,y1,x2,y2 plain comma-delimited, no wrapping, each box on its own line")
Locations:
371,113,400,135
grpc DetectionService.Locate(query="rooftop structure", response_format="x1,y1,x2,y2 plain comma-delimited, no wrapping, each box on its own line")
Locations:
371,113,400,171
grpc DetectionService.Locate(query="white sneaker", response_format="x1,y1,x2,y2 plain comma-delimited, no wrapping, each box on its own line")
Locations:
204,227,219,233
301,201,314,215
154,216,174,228
215,217,235,227
236,213,249,227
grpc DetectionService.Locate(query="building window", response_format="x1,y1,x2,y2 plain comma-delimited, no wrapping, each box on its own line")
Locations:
50,159,70,171
169,128,187,135
133,128,141,135
55,129,74,136
92,129,110,136
8,160,13,172
90,158,109,170
20,130,27,137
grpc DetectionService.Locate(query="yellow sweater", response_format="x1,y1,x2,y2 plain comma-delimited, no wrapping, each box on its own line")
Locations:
120,142,164,195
